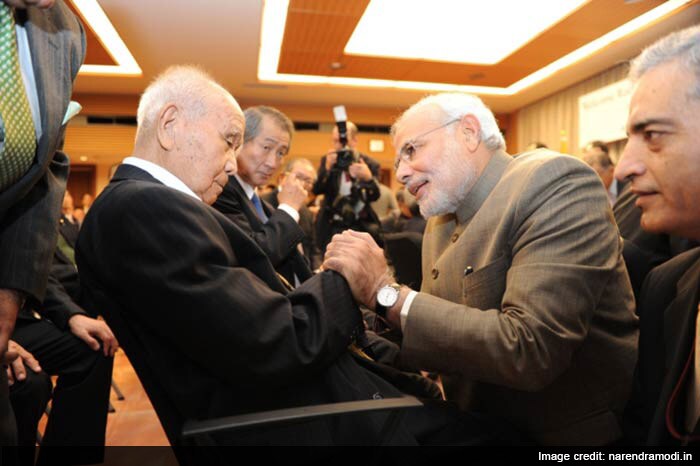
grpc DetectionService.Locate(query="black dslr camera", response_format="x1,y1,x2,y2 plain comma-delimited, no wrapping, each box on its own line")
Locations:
329,105,362,226
332,105,360,171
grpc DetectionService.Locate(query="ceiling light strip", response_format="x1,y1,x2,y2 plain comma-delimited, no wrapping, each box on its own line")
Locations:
258,0,693,96
71,0,142,76
508,0,693,93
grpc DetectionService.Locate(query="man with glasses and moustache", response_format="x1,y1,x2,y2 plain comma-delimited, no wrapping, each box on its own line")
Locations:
324,92,639,445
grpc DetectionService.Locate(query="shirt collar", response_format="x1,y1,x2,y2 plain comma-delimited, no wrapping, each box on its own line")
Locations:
122,156,200,201
234,174,256,199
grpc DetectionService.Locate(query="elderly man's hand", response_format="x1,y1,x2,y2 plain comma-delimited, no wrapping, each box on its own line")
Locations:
4,340,41,386
0,288,21,362
278,172,308,212
323,230,391,309
68,314,119,357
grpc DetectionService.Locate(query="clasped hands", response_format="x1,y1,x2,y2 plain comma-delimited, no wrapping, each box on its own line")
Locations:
323,230,403,327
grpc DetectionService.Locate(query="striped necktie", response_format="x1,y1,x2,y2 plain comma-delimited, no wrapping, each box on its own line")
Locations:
0,3,36,191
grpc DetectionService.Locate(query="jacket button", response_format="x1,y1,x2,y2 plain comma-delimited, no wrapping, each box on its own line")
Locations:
451,233,459,242
431,268,439,279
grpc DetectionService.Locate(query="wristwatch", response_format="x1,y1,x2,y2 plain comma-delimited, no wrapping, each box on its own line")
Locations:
375,283,401,318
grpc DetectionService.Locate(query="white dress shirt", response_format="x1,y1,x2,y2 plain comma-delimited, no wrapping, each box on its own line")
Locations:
122,157,200,201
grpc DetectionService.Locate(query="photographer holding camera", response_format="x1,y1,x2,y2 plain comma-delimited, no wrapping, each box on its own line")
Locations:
313,118,383,253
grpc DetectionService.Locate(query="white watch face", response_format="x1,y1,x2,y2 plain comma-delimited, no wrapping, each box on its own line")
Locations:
377,286,399,307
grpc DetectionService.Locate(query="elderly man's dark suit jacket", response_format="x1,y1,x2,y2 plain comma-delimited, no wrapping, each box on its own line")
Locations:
212,176,312,285
624,247,700,445
76,164,456,447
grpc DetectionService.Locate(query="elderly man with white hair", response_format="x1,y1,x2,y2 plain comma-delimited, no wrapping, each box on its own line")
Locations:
324,92,639,445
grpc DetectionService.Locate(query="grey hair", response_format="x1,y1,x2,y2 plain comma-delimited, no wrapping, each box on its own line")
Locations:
243,106,294,143
629,24,700,98
135,65,238,140
283,157,314,173
391,92,505,151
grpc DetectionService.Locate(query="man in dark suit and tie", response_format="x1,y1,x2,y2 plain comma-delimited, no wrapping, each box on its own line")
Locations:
262,158,322,271
0,0,84,445
615,25,700,446
76,66,509,450
213,106,313,286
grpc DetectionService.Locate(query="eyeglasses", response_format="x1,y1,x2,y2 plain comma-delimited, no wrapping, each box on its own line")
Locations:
287,171,315,189
394,118,460,170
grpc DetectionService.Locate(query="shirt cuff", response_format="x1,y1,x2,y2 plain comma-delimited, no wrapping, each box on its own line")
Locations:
278,204,300,222
400,290,418,333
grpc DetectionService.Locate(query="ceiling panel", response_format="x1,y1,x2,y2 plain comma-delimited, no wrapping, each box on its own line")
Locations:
71,0,700,115
277,0,666,86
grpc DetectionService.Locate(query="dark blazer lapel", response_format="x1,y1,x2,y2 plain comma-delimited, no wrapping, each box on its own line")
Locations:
649,257,700,443
664,259,700,371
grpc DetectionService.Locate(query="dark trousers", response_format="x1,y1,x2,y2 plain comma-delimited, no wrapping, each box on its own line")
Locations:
0,369,18,445
11,317,113,459
8,369,52,466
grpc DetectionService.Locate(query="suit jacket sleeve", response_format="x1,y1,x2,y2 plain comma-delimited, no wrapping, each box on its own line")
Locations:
40,269,88,330
401,158,628,391
214,186,306,268
78,186,363,389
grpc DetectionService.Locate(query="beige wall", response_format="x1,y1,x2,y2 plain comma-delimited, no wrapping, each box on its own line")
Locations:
65,93,516,196
516,63,629,159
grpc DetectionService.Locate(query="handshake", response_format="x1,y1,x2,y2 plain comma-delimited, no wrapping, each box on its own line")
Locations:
322,230,407,328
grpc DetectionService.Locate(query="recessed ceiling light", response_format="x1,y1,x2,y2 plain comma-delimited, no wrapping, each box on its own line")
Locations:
69,0,142,76
345,0,587,65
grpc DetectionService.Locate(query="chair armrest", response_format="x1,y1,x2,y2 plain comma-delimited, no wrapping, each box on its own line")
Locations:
181,395,422,439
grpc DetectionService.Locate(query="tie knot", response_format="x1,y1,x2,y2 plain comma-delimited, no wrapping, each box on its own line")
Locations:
0,3,14,31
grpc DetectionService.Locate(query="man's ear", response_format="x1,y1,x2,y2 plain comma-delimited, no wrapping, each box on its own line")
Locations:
459,114,482,153
156,103,179,151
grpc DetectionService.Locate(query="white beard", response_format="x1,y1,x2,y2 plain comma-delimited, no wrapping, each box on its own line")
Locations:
418,140,478,218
